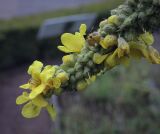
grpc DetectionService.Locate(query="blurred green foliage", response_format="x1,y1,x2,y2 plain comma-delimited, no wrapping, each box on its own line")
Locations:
55,61,160,134
0,0,124,69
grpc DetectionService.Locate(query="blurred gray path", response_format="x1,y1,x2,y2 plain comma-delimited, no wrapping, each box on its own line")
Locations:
0,0,105,19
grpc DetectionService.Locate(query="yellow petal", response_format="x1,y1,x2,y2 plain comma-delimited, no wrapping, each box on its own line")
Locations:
129,42,149,59
22,102,41,118
139,32,154,46
29,84,45,99
16,92,29,105
40,65,55,83
93,53,107,64
57,46,71,53
148,46,160,64
105,49,119,68
46,105,57,121
20,83,30,89
62,54,74,65
79,24,87,35
117,37,130,58
32,95,48,107
100,40,107,49
100,35,117,49
61,33,84,53
28,60,43,75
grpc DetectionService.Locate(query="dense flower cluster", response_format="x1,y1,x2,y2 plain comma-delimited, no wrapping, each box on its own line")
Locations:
16,0,160,119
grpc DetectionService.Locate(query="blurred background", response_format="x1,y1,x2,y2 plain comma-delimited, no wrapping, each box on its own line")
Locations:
0,0,160,134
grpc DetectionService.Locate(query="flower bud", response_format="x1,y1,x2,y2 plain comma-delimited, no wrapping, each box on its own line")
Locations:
75,64,82,71
87,60,94,67
102,24,116,34
76,80,88,91
86,75,96,85
100,35,117,49
83,67,90,76
107,15,120,26
139,32,154,46
99,19,108,28
67,68,75,75
117,37,130,58
70,75,76,83
75,72,83,80
62,54,74,65
56,72,69,84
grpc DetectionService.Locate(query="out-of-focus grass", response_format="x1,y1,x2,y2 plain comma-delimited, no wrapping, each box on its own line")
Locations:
55,61,160,134
0,0,124,31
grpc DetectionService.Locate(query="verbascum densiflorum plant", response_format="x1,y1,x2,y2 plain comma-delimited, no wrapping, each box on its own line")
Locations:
16,0,160,120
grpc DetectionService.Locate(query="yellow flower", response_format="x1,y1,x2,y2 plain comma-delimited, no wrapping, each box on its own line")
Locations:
139,32,154,46
20,61,61,99
100,35,117,49
93,53,108,64
58,24,87,53
117,37,130,58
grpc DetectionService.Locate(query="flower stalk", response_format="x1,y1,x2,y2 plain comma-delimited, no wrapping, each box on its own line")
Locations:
16,0,160,119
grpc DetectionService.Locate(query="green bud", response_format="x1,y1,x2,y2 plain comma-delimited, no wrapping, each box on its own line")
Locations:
102,24,116,34
83,67,90,76
111,9,118,15
76,80,88,91
75,72,83,80
87,60,94,68
138,12,146,19
75,64,82,71
67,68,75,74
100,31,107,37
70,75,76,83
81,56,89,63
99,19,108,28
